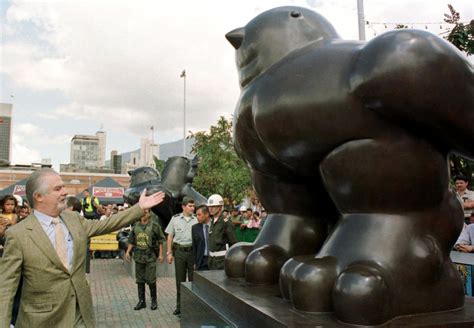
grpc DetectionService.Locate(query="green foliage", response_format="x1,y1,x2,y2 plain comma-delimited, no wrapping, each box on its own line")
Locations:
153,156,165,174
443,5,474,184
190,116,252,204
450,154,474,184
444,4,474,55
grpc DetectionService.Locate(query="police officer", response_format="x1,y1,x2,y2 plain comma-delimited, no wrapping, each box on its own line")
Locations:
81,189,102,220
207,194,237,270
125,209,165,311
165,197,197,316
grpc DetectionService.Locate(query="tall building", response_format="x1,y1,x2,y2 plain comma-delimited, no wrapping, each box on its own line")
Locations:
109,150,122,174
0,103,13,163
112,154,122,174
110,150,118,168
140,138,159,168
68,131,106,171
96,130,106,167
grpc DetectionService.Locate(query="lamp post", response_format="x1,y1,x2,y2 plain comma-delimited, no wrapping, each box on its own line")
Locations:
357,0,366,40
180,69,186,157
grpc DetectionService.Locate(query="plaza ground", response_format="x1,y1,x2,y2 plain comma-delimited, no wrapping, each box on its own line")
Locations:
90,259,180,328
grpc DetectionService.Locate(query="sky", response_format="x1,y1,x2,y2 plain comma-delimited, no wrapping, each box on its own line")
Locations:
0,0,472,170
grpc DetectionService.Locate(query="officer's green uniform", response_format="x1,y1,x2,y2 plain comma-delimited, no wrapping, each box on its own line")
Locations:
129,220,165,310
165,212,197,312
129,221,165,283
208,214,237,270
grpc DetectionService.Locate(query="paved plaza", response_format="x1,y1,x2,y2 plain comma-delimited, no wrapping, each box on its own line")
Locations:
89,259,180,328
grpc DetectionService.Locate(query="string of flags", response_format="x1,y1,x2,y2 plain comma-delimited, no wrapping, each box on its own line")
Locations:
364,20,471,37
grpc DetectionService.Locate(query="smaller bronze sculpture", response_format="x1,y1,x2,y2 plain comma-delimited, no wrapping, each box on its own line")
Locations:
225,6,473,326
124,156,207,229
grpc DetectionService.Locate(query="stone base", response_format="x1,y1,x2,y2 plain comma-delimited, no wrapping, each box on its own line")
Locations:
181,270,474,328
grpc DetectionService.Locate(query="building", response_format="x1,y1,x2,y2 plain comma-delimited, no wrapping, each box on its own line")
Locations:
0,169,130,198
0,103,13,164
59,163,114,174
111,151,122,174
123,151,141,174
68,131,106,171
140,138,159,167
96,130,106,167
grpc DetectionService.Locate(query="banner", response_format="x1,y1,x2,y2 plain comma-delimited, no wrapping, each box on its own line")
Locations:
13,184,26,196
92,187,124,198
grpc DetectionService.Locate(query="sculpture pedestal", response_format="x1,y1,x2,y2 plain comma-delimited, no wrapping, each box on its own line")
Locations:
181,270,474,328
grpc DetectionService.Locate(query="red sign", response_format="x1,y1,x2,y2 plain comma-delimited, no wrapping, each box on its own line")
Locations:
92,187,124,198
13,185,26,196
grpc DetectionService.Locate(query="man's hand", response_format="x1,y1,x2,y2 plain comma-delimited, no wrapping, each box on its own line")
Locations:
463,200,474,210
124,252,131,262
158,255,164,263
167,253,173,264
138,189,165,210
457,244,474,253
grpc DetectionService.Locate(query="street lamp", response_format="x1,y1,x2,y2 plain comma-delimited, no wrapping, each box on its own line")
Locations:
357,0,366,40
180,69,186,157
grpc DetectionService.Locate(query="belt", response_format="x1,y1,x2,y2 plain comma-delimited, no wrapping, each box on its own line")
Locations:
173,243,193,252
209,250,227,257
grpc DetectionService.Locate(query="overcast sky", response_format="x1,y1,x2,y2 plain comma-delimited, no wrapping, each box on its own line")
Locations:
1,0,472,169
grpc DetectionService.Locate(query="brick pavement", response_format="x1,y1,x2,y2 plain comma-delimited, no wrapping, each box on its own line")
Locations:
90,259,180,328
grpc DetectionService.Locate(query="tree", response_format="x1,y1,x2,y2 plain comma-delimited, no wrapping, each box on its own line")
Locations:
443,5,474,185
153,156,165,174
190,116,252,205
444,4,474,55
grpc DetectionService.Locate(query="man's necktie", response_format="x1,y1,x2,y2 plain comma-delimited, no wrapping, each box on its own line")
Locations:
52,217,69,271
204,224,209,256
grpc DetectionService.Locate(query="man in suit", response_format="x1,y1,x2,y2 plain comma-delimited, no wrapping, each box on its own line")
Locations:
192,205,211,270
0,168,165,328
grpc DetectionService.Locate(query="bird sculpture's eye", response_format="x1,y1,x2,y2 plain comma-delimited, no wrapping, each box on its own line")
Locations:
290,11,301,18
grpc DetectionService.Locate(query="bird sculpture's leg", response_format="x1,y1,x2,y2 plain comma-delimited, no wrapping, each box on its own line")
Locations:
225,170,338,284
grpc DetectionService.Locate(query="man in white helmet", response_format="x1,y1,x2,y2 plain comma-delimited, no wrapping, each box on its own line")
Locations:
207,194,237,270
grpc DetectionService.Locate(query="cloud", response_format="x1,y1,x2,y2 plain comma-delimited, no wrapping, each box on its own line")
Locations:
12,143,41,164
2,0,473,169
11,122,70,164
3,0,252,136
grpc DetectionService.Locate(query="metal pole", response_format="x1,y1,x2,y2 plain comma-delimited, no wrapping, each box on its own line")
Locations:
151,126,154,165
181,70,186,157
357,0,366,41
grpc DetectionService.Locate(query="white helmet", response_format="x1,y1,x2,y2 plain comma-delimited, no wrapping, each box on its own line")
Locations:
207,194,224,207
13,194,23,206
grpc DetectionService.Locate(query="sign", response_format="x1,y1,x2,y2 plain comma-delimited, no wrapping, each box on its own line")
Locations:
456,263,473,296
451,251,474,297
13,184,26,196
92,187,124,198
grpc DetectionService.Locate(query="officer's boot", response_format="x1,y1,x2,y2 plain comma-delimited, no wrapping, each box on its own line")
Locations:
149,283,158,310
134,283,146,310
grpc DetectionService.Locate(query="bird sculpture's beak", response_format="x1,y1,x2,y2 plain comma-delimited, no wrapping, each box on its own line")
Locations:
226,27,244,49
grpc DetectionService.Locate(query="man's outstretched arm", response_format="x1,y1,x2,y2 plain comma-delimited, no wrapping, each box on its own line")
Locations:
84,190,165,237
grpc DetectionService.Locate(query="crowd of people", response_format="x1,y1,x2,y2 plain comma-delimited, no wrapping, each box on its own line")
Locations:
2,168,474,326
0,195,32,257
0,169,267,326
0,168,165,327
454,175,474,252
